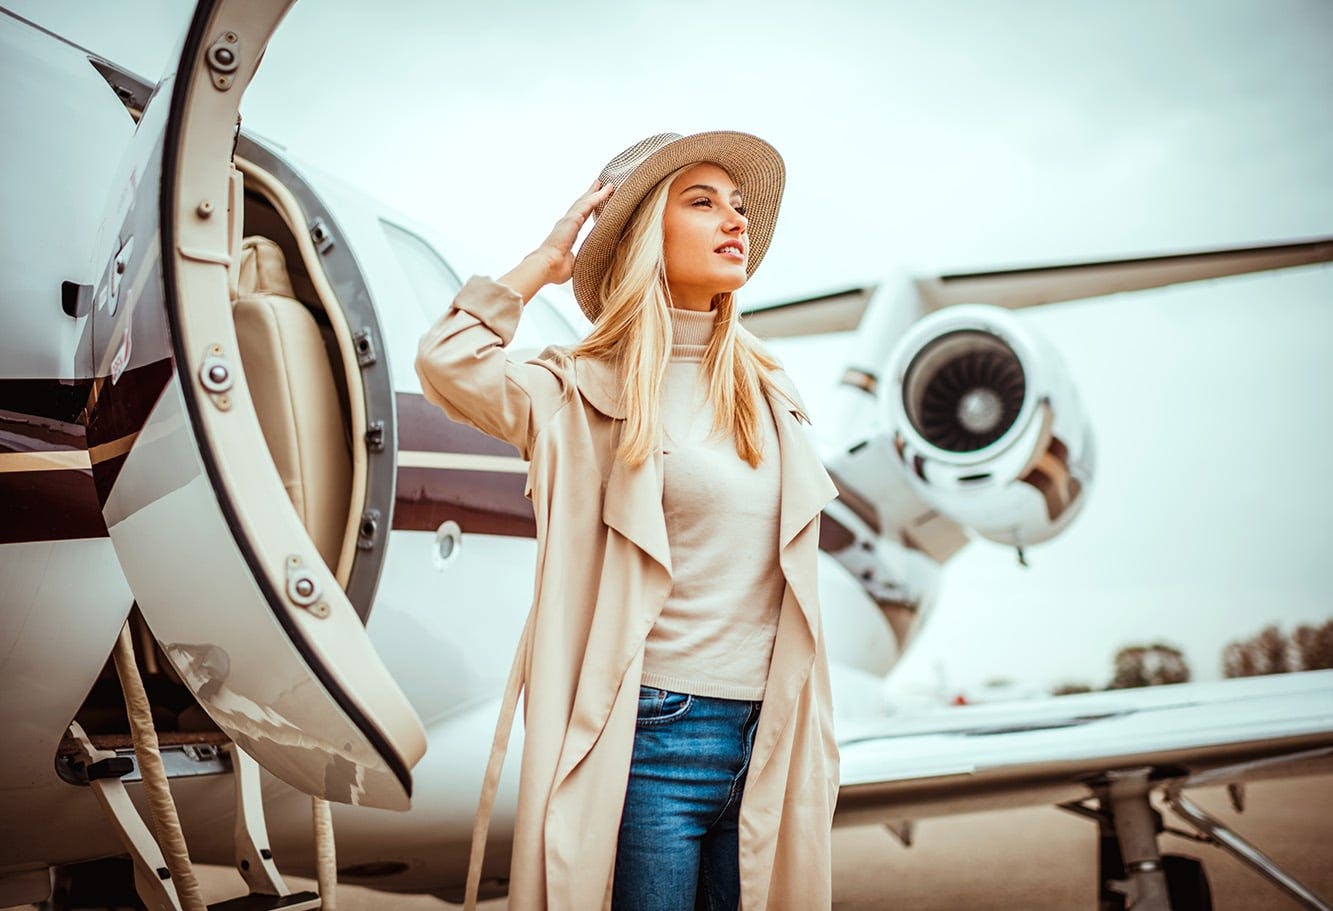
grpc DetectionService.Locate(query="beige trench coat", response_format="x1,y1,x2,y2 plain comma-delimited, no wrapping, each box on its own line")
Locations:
416,277,840,910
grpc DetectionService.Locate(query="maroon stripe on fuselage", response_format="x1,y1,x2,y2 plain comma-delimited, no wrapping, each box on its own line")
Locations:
85,358,174,504
394,467,535,538
392,391,855,550
0,468,106,543
0,360,174,542
0,377,91,453
396,391,522,457
394,392,536,537
0,375,103,541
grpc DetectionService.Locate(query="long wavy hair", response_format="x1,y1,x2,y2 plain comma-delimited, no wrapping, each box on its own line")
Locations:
571,163,782,469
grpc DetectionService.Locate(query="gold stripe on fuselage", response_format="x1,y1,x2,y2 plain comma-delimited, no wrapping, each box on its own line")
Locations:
88,432,139,465
2,444,527,474
0,450,92,472
0,430,139,473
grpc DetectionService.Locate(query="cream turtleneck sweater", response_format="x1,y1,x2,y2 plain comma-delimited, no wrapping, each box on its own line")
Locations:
640,306,784,701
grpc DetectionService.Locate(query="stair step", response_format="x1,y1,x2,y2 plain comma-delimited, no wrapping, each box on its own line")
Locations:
208,891,321,911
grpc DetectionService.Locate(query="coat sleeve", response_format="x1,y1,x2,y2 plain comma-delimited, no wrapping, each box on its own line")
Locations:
414,276,569,459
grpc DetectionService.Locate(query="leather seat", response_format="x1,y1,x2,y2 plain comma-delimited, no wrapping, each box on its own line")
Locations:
232,235,351,570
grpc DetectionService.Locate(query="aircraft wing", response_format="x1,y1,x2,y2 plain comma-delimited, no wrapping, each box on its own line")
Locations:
832,670,1333,827
743,235,1333,338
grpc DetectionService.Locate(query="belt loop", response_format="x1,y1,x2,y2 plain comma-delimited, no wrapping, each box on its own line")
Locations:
462,608,535,910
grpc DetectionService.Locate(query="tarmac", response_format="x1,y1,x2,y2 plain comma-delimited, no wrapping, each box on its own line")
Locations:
12,771,1330,909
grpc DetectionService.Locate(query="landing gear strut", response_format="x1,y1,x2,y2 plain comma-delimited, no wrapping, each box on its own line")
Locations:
1069,768,1212,911
1060,754,1332,911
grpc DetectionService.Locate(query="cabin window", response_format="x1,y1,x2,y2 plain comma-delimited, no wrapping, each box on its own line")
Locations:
380,219,463,321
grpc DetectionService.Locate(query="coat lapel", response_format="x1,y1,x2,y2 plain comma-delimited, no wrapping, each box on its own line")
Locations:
747,373,838,784
573,355,674,577
603,450,673,576
767,371,838,628
572,354,835,605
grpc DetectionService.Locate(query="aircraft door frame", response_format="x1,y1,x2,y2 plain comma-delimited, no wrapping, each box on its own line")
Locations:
89,0,425,810
229,133,399,620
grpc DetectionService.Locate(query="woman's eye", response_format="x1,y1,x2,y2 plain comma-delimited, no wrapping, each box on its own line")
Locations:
735,205,747,216
692,198,712,208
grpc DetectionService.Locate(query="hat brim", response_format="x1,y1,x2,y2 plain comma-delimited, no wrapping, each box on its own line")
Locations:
572,131,784,322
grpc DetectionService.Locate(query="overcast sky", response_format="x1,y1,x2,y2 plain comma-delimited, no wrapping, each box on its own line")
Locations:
12,0,1332,696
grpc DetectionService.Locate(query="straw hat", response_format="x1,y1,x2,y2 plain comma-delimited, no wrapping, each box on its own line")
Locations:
571,131,785,322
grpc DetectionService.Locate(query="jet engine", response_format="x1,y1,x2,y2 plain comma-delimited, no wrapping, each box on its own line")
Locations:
884,304,1095,552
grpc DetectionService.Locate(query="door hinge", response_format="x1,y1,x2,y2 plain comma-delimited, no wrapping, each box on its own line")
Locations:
365,420,385,451
309,217,335,254
352,327,377,367
357,508,381,551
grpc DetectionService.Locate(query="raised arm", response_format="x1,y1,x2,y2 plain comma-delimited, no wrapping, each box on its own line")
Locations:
495,179,614,302
414,181,613,457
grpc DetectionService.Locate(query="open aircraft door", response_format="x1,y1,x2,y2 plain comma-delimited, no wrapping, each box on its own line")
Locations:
87,0,426,810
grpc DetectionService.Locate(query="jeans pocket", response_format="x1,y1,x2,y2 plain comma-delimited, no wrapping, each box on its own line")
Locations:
635,685,693,726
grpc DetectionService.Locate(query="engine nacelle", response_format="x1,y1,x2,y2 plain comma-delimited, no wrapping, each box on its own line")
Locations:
885,304,1095,549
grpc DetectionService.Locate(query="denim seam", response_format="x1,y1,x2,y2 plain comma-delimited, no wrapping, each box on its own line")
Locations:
698,859,716,911
635,692,694,726
705,701,761,831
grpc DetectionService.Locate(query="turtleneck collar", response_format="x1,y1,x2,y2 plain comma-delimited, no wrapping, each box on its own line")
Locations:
669,306,717,359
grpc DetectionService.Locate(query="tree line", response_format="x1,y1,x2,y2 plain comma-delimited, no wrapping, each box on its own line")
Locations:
1048,618,1333,695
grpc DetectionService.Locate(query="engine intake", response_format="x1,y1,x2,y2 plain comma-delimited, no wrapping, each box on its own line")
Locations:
904,330,1026,453
886,305,1095,549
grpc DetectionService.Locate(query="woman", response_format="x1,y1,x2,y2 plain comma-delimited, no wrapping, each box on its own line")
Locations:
416,131,839,911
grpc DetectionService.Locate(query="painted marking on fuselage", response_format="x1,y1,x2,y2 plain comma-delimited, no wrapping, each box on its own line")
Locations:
0,450,91,472
397,450,528,474
393,391,536,536
88,430,139,465
0,468,107,542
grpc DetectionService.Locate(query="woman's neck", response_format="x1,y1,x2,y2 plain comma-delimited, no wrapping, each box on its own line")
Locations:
670,305,716,350
667,284,716,313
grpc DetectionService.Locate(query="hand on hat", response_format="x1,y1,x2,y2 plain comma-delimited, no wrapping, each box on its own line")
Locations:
495,180,613,306
531,180,615,286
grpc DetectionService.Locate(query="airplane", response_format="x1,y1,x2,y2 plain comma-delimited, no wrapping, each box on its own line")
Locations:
1,2,1331,910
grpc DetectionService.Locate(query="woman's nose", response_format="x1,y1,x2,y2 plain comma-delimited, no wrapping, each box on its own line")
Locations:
725,208,747,233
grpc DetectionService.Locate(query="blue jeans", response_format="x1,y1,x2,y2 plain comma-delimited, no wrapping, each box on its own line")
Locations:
612,685,764,911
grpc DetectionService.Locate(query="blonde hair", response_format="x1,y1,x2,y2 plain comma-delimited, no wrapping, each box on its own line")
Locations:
572,164,782,469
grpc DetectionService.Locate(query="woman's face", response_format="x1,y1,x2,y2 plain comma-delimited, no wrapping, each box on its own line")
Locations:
661,162,749,308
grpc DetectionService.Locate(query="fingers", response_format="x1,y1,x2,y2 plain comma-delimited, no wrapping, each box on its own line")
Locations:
538,182,616,270
565,182,614,222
